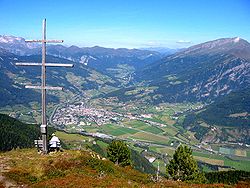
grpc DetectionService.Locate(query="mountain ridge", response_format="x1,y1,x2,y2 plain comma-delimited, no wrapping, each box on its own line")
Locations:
179,37,250,61
106,37,250,104
0,35,163,83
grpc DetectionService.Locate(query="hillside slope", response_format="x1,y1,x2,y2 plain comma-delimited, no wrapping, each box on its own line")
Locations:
181,90,250,143
106,37,250,104
198,89,250,127
0,149,234,188
0,51,118,108
0,114,156,175
0,35,162,85
0,113,40,151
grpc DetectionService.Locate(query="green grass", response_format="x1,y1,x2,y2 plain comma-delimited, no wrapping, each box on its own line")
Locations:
219,147,234,155
194,156,224,166
193,151,250,171
123,120,164,134
124,120,147,128
247,150,250,158
152,159,166,174
130,145,144,153
113,127,138,136
55,131,89,142
156,146,175,156
193,151,224,160
224,158,250,171
96,140,108,148
145,117,166,124
176,134,190,143
149,146,159,153
210,145,220,151
83,126,99,133
141,126,164,134
161,126,178,136
54,131,94,150
130,132,169,145
101,124,138,136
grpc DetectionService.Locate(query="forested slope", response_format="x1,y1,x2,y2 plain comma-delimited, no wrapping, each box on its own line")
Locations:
0,113,40,151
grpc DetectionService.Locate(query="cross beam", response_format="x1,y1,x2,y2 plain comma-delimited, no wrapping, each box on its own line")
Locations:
15,19,73,154
25,86,63,90
25,40,63,43
16,63,73,67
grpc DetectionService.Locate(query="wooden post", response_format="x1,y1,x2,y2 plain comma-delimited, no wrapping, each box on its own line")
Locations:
41,19,48,153
16,19,73,154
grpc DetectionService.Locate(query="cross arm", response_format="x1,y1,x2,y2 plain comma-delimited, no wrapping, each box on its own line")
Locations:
25,85,63,90
25,39,63,43
15,62,74,67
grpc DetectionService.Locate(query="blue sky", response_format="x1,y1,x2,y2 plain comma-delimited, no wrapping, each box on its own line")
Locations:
0,0,249,48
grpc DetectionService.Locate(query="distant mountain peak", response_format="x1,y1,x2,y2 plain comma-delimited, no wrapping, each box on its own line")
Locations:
68,45,81,49
0,35,39,55
196,37,246,48
177,37,250,59
0,35,25,44
233,37,241,43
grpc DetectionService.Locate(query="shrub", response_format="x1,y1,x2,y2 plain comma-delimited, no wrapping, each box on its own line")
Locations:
86,158,114,173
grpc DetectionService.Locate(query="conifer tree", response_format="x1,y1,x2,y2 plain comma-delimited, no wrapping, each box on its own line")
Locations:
107,140,131,167
166,145,206,183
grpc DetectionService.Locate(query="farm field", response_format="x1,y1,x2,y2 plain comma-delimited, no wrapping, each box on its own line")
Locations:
128,132,169,145
194,156,224,166
96,121,173,145
100,124,139,136
224,158,250,171
149,145,176,156
43,127,250,174
55,131,89,142
74,105,250,173
55,130,94,149
123,120,164,134
235,149,247,157
193,151,250,171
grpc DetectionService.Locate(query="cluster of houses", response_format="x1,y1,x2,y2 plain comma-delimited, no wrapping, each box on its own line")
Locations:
52,103,121,128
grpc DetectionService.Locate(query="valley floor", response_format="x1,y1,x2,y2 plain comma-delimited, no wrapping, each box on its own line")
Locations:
1,99,250,174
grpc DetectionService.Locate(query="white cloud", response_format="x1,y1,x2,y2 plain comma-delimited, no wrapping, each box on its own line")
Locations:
176,40,192,44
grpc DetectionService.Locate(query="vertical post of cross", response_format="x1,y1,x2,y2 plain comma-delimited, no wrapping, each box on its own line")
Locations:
15,19,73,154
41,19,48,153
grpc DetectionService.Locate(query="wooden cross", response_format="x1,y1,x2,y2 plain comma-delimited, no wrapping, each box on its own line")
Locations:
16,19,73,154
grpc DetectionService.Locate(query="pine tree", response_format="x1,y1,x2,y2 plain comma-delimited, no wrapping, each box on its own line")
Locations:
166,145,206,183
107,140,131,167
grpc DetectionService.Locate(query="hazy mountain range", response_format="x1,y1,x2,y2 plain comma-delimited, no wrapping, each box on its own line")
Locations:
0,35,162,71
1,35,249,101
0,35,249,133
107,37,250,104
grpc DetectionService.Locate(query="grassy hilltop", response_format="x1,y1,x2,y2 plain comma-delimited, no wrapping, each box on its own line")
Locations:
1,149,246,188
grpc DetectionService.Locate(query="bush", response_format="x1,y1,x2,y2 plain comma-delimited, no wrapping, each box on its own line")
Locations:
5,168,38,184
87,158,114,173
